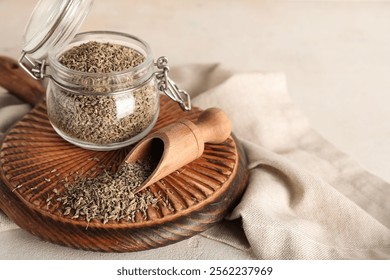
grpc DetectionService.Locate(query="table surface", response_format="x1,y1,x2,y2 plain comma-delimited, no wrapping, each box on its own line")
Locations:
1,0,389,180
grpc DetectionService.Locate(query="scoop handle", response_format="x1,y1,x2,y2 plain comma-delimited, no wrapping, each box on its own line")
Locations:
195,108,231,144
125,107,232,193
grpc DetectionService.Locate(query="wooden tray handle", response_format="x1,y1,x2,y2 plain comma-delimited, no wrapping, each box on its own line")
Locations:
0,55,45,106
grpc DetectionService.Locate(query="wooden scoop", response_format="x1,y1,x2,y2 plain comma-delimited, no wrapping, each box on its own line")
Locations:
123,107,232,193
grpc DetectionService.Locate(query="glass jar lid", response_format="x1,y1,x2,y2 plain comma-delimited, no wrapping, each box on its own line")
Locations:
22,0,93,61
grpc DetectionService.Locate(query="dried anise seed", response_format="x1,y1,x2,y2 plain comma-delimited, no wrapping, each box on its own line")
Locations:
49,41,158,145
57,160,161,225
59,41,144,73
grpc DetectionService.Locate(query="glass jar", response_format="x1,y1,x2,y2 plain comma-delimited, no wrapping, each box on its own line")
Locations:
19,0,191,151
46,31,160,150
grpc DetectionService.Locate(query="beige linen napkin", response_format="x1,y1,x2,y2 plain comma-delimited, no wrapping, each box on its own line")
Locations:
1,64,389,259
173,64,390,259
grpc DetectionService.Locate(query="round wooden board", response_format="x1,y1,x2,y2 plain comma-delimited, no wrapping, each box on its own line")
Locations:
0,95,248,252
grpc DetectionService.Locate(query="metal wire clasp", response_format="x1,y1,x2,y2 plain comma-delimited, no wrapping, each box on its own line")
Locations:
155,56,191,111
18,51,47,80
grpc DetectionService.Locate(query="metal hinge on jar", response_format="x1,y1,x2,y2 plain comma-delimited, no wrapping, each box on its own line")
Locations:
18,51,47,80
155,56,191,111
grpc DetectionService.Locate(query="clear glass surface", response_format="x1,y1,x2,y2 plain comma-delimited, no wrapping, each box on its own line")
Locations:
22,0,93,60
46,31,160,151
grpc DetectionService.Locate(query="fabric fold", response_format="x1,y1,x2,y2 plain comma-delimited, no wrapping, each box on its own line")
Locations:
227,140,390,259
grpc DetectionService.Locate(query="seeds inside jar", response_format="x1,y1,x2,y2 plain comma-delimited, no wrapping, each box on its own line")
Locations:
58,41,145,73
47,41,159,146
